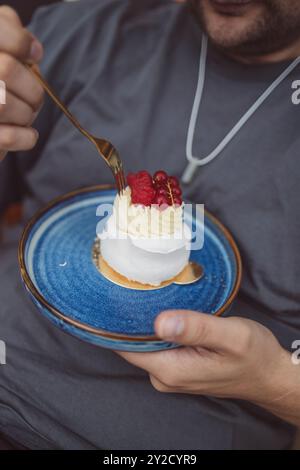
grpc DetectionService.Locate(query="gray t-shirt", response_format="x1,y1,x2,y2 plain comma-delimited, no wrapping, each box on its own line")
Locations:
0,0,298,449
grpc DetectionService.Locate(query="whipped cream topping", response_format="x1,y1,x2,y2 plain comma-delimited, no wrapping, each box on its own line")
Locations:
99,187,191,255
113,187,185,236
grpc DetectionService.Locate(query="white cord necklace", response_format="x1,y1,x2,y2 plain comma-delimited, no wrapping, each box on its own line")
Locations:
181,34,300,184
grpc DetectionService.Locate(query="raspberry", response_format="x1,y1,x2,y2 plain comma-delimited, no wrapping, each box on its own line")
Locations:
127,171,152,188
127,171,156,206
131,187,156,206
127,170,183,207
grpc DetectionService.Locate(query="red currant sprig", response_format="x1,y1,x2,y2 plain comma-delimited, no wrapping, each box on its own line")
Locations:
153,171,182,207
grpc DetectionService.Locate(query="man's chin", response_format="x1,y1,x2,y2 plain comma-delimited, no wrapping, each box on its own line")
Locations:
194,0,266,51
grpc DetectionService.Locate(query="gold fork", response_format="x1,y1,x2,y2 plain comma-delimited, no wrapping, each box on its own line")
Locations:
26,64,126,194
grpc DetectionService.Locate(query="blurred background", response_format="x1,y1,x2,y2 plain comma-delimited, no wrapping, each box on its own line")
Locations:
0,0,183,25
0,0,65,24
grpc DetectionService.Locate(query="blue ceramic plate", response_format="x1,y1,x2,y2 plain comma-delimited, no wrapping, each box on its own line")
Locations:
19,186,242,352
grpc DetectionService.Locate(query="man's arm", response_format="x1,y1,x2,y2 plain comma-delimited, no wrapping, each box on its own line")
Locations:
118,309,300,427
0,5,44,228
0,5,44,164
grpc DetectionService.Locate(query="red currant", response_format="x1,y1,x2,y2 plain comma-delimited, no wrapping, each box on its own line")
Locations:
156,187,168,197
153,194,171,206
172,187,182,197
173,196,182,206
168,176,180,188
153,170,168,185
127,170,183,208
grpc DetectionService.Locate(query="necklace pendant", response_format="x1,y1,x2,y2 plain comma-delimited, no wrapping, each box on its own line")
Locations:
183,34,300,179
181,162,198,184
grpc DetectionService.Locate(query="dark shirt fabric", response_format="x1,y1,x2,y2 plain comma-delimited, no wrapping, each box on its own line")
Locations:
0,0,299,449
0,0,60,24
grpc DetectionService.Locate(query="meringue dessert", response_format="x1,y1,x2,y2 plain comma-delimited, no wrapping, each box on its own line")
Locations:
98,170,191,287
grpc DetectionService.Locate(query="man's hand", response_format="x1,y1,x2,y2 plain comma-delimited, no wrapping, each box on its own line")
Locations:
118,310,288,403
0,6,44,162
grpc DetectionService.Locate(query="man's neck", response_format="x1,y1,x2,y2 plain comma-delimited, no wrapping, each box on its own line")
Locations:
229,37,300,65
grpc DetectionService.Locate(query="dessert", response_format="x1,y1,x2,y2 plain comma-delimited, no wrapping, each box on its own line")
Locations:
98,170,191,286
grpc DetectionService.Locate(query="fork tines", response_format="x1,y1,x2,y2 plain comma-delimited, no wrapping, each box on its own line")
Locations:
116,170,126,194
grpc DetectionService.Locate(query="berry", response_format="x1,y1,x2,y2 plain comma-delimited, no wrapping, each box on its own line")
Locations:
127,173,135,187
131,187,156,206
127,171,156,206
168,176,180,188
156,187,168,197
172,186,182,197
154,182,168,193
173,196,182,206
127,171,152,187
154,194,171,206
153,170,168,185
127,170,183,208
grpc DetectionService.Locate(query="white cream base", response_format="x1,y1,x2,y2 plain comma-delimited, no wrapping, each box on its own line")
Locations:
100,236,190,286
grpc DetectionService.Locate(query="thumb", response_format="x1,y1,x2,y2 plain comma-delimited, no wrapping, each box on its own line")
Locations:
155,310,240,351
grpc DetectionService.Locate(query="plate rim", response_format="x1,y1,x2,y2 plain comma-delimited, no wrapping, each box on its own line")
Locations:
18,184,242,342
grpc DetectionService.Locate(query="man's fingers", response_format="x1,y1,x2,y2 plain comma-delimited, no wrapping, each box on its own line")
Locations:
0,54,44,111
0,6,43,160
0,7,43,63
117,350,165,373
155,310,246,352
149,374,171,393
0,90,35,125
0,5,23,25
117,349,177,376
0,124,39,151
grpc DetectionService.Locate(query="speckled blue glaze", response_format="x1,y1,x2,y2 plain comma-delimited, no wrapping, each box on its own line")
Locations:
21,188,240,352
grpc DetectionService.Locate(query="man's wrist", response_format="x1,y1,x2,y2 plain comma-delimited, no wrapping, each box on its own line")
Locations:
254,347,300,425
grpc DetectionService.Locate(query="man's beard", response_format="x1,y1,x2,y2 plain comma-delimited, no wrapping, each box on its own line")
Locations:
188,0,300,57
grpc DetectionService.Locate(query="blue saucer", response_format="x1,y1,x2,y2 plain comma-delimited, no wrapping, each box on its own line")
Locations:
19,186,242,352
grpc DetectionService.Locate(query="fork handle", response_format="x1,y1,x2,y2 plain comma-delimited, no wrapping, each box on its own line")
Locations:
26,64,91,141
26,64,125,194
